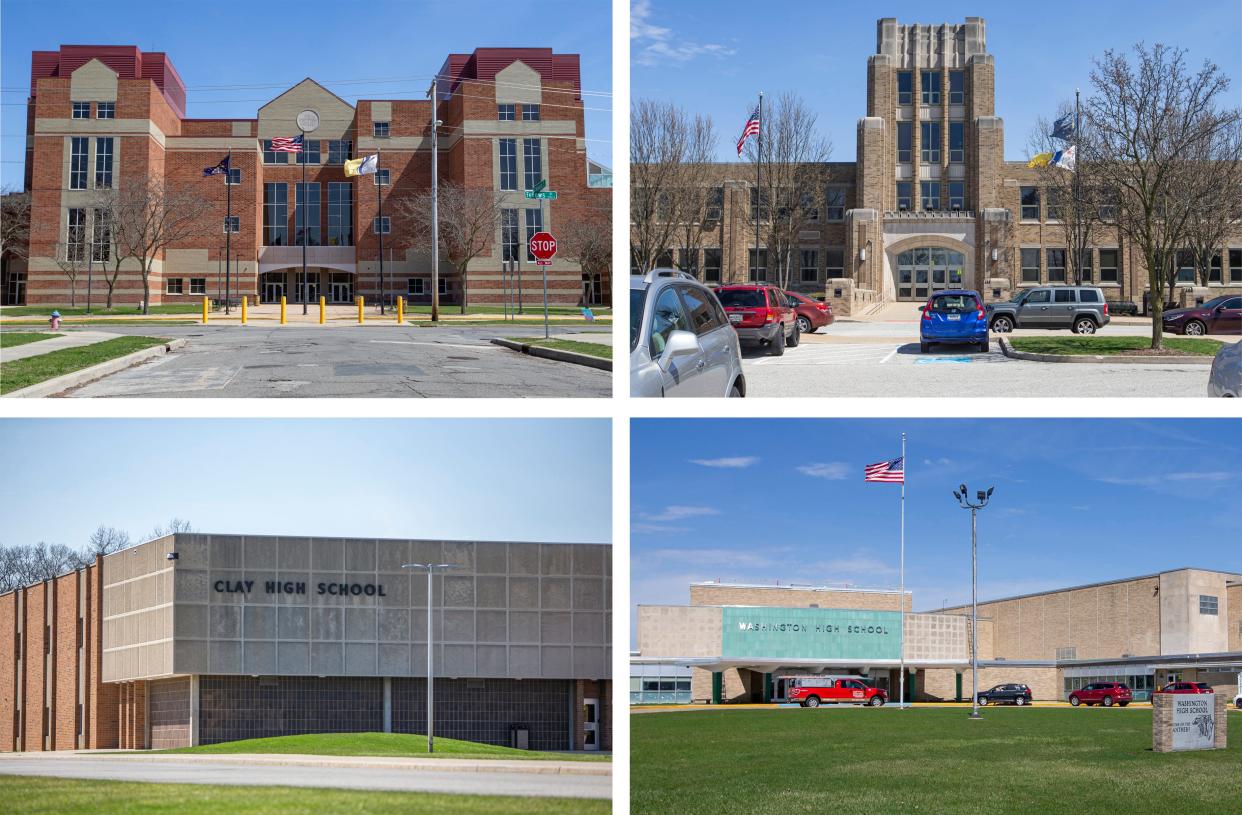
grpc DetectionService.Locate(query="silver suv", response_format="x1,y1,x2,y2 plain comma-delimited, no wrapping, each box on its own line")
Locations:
631,270,746,397
987,286,1111,334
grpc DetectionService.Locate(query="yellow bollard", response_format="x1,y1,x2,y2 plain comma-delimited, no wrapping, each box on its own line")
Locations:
280,295,287,325
396,296,404,324
241,296,247,325
357,295,365,325
319,296,325,325
202,296,209,324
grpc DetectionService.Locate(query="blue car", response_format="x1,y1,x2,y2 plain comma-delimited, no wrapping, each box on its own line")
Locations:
919,289,990,353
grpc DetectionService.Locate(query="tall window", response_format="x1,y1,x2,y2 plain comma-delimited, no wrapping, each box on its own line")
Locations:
748,248,767,281
678,248,699,276
800,249,818,283
372,121,389,137
897,121,912,163
1208,252,1222,283
227,168,242,185
920,122,940,163
94,137,114,188
499,139,517,191
1099,248,1119,282
498,103,515,121
91,209,110,262
521,104,541,121
948,71,964,104
96,102,115,119
523,209,542,260
703,248,721,283
263,182,288,246
1076,249,1094,281
263,140,289,164
948,181,964,212
920,181,940,211
897,71,913,105
327,140,352,164
949,122,964,163
824,187,845,221
66,208,86,260
1020,186,1040,220
1046,248,1067,282
72,102,90,119
1230,249,1242,283
522,138,542,191
501,209,519,261
295,182,321,246
327,182,353,246
69,137,88,190
374,169,390,186
1021,248,1040,282
749,187,769,221
921,71,941,104
1046,190,1063,221
896,182,912,212
706,187,723,220
825,248,844,278
295,139,321,164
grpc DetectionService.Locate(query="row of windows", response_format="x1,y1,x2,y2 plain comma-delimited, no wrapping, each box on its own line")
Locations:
71,101,114,119
263,139,353,165
407,277,451,296
165,277,207,295
896,181,966,212
497,103,540,121
1020,187,1121,222
746,187,847,222
1018,247,1242,284
896,122,966,165
263,182,354,247
897,70,965,106
69,137,112,190
499,138,544,192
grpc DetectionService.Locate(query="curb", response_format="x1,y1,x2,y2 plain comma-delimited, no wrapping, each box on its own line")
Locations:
998,337,1214,365
490,338,612,371
4,338,187,398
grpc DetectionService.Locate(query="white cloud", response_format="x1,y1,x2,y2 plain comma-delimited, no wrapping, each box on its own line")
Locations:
636,505,720,522
631,523,688,535
691,456,759,469
631,0,736,66
796,462,850,480
1096,470,1234,488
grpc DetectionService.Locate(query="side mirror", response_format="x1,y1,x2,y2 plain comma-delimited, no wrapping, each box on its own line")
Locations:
661,330,701,364
918,305,927,312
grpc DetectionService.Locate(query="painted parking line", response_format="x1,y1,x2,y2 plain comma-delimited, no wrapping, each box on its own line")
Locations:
751,344,898,366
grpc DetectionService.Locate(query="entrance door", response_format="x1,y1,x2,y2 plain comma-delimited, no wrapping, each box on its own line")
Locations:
299,279,318,303
4,271,26,305
582,698,600,751
261,275,286,304
331,281,351,303
896,248,967,301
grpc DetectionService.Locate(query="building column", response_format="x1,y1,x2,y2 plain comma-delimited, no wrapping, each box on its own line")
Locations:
383,677,392,734
762,673,773,704
711,672,722,705
955,672,963,703
189,675,200,747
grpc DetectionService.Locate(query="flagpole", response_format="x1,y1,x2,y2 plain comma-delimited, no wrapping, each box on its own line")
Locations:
1074,88,1082,285
377,147,385,315
755,92,762,282
301,129,308,315
225,149,232,316
899,432,906,709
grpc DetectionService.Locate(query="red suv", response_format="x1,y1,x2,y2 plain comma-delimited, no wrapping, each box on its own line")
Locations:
788,676,887,707
1068,682,1132,707
714,285,799,355
784,290,834,334
1153,681,1213,698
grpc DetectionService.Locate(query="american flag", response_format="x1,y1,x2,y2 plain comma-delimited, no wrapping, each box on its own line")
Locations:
864,457,904,483
736,105,760,156
270,135,303,153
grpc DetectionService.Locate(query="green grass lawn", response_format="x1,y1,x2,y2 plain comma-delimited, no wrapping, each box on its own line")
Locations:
632,707,1242,815
1008,336,1224,356
0,304,200,317
0,332,60,349
0,775,607,815
1,335,167,394
160,731,609,761
507,337,612,360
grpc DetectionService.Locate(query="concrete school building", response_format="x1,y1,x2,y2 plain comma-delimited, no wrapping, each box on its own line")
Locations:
0,533,612,752
8,44,611,309
632,568,1242,706
630,16,1242,313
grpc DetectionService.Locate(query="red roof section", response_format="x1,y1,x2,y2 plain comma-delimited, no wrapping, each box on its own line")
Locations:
30,45,186,118
437,48,581,100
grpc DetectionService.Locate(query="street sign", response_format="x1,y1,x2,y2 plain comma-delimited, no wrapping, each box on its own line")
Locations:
536,260,553,266
523,190,557,200
529,231,557,262
532,179,547,193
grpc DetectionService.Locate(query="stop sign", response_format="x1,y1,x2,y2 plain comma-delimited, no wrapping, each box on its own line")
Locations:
529,231,557,262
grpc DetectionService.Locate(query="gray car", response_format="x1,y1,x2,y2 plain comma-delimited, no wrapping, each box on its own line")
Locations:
1208,339,1241,397
631,270,746,397
986,286,1111,334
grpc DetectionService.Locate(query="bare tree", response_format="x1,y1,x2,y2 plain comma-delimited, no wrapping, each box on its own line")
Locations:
90,190,131,310
669,117,718,277
1086,43,1242,349
1028,105,1105,285
1,189,31,262
741,92,833,289
114,178,213,314
1181,120,1242,288
0,542,86,592
147,517,193,541
53,241,87,308
558,203,612,305
87,525,132,557
394,182,507,316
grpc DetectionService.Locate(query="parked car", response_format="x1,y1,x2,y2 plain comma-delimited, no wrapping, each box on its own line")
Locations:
784,290,834,334
919,289,989,353
987,286,1110,334
1163,295,1242,336
1068,682,1133,707
630,270,746,397
788,676,887,707
1153,681,1213,697
1106,299,1139,317
715,284,799,355
976,683,1033,706
1209,340,1241,397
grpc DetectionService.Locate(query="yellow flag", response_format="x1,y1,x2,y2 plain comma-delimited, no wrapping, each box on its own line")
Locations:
343,155,378,177
1026,152,1052,168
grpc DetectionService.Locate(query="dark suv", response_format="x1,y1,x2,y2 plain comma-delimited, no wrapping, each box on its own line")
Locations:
976,683,1032,706
987,286,1110,334
1068,682,1132,707
715,284,799,355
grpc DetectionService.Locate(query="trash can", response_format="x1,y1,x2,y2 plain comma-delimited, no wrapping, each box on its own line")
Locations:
510,724,530,750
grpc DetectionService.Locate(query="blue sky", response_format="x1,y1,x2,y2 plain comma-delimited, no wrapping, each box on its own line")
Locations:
631,0,1242,163
0,419,610,548
631,419,1240,641
0,0,612,189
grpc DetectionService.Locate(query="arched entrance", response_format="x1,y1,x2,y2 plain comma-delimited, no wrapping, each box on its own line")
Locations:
889,245,971,301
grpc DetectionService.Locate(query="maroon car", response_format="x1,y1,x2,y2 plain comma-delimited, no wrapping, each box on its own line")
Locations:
1068,682,1132,707
785,290,835,334
1152,681,1213,698
715,284,799,355
1162,295,1242,335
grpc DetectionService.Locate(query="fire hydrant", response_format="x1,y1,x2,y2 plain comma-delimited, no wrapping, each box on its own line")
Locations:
49,310,61,330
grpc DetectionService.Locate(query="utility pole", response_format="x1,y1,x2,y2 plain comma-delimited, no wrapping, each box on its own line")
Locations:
954,484,994,720
225,148,232,315
377,147,385,315
428,79,441,322
402,563,460,752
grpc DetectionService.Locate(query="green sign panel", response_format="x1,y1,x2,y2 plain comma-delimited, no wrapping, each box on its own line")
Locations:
523,190,557,200
721,607,901,661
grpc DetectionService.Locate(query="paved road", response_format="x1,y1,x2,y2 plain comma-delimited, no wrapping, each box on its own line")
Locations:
55,325,611,398
0,756,611,799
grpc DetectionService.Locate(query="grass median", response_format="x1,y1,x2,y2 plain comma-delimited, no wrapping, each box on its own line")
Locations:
0,304,199,317
160,731,609,761
404,304,611,317
632,706,1240,815
0,332,60,349
0,775,608,815
1008,336,1224,356
1,335,168,395
506,337,612,360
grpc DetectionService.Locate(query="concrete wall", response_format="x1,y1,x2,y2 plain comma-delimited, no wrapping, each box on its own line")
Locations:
636,605,722,658
689,584,911,612
102,536,175,682
1229,583,1242,652
1160,569,1232,655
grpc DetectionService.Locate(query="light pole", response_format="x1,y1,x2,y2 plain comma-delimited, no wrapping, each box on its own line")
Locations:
401,562,459,752
427,78,442,322
953,483,993,720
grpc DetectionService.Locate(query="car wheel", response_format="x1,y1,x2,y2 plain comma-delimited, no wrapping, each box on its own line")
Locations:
1119,702,1129,707
1015,697,1026,706
1102,695,1113,707
992,316,1014,333
978,696,988,706
1070,696,1080,707
1073,317,1098,335
729,382,743,398
920,341,930,353
804,696,820,708
797,315,812,334
770,328,786,356
979,337,990,353
868,695,883,707
787,322,800,348
1184,319,1206,336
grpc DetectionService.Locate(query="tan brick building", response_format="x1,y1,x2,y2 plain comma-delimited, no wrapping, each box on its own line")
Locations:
15,45,611,309
632,17,1242,314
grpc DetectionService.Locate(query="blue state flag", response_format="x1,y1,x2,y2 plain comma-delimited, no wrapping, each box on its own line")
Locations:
1050,112,1075,141
202,155,231,177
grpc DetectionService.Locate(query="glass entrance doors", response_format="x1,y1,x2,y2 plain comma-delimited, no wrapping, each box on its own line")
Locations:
582,698,600,751
330,273,352,304
896,248,966,300
260,273,285,304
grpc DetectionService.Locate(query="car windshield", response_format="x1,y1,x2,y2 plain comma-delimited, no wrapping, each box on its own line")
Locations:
1011,290,1030,305
630,288,646,351
715,289,765,308
931,294,977,312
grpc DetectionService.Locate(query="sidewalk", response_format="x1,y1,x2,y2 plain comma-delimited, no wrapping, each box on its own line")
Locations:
1,331,124,361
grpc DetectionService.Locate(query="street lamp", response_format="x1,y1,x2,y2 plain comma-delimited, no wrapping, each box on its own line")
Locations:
953,483,993,720
401,562,460,752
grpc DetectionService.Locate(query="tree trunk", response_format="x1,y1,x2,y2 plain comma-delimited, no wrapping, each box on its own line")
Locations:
1147,252,1164,351
459,265,468,315
70,279,76,308
141,266,151,315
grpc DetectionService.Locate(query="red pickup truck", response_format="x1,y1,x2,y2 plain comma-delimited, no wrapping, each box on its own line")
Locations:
788,676,887,707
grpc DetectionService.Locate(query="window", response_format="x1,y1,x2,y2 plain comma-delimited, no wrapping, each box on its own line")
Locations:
1230,249,1242,283
91,209,110,262
499,139,517,191
921,71,941,104
522,138,542,191
1176,250,1195,284
439,277,449,295
1046,190,1063,221
949,122,964,163
327,182,353,246
824,187,845,221
295,182,321,246
501,209,519,262
295,139,321,164
703,248,721,283
407,278,424,296
749,187,769,221
262,140,289,164
677,248,698,275
70,137,88,190
748,248,767,281
524,209,542,260
1054,288,1076,303
1199,595,1218,615
897,121,912,163
896,182,912,212
948,182,964,212
897,71,913,105
1027,289,1051,303
679,285,721,334
263,182,288,246
921,122,940,163
648,286,689,357
372,121,389,138
166,278,184,295
521,104,540,121
224,215,240,234
498,103,515,121
94,137,113,188
189,278,207,295
1078,288,1100,303
327,140,352,164
1208,252,1222,283
802,191,818,221
1076,249,1093,282
706,187,723,221
949,71,964,104
921,181,940,211
92,102,115,121
373,216,390,234
227,168,241,185
1020,186,1040,220
1021,248,1040,283
66,209,86,261
800,249,818,283
825,248,844,278
72,101,90,119
1047,248,1067,282
1099,248,1119,282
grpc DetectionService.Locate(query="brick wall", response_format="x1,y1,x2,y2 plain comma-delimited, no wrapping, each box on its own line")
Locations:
573,678,611,751
148,677,191,749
